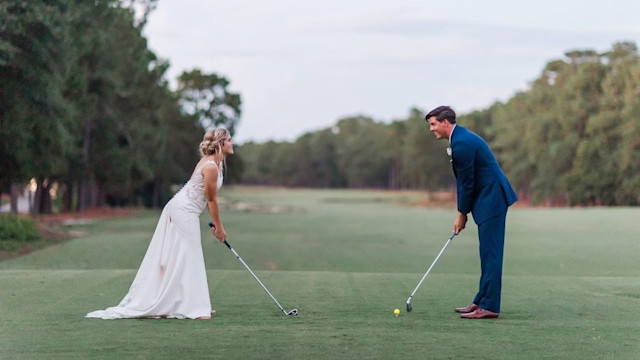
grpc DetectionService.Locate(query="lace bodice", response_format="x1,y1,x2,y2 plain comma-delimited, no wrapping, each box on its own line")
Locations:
174,160,223,213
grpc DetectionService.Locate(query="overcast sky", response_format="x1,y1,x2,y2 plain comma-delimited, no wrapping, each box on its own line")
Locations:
142,0,640,143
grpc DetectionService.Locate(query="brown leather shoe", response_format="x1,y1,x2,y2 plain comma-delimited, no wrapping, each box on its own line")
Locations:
460,308,499,319
454,304,478,313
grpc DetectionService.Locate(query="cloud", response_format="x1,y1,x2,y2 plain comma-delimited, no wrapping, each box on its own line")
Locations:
143,0,640,143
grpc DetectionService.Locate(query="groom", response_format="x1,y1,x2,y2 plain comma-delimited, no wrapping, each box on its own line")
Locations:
425,105,517,319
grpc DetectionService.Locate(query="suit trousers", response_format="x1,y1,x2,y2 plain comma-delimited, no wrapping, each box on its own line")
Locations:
472,211,507,313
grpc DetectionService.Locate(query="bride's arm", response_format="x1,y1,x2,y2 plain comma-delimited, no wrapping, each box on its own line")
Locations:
203,164,226,241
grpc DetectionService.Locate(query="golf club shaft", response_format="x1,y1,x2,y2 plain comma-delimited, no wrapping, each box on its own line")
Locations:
208,222,290,314
407,232,456,303
223,240,288,314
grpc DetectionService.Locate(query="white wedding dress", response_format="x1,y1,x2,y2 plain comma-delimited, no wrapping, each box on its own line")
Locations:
86,160,222,319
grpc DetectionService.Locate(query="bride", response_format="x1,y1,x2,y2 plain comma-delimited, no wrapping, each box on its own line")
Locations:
86,128,233,319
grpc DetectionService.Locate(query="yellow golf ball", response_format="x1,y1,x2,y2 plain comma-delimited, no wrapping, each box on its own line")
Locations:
393,309,400,316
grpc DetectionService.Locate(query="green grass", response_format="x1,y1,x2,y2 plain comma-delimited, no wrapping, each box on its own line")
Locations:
1,187,639,359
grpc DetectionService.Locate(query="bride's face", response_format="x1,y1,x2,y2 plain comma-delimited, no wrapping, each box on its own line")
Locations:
222,137,234,155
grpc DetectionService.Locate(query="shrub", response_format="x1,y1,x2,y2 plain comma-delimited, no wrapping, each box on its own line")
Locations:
0,215,41,242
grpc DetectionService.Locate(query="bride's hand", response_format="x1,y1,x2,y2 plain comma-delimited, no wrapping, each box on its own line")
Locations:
213,226,227,242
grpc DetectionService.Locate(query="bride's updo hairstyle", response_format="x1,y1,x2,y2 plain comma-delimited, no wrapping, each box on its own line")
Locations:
199,128,230,157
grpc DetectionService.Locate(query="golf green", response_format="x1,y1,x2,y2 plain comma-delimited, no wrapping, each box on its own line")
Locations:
1,187,638,359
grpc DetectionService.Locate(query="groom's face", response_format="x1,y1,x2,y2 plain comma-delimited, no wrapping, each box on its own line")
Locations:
428,117,448,140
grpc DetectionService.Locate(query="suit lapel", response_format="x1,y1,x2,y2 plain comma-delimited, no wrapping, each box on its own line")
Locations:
450,126,463,178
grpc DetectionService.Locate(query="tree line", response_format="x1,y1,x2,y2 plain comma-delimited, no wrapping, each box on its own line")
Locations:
239,112,452,190
1,1,637,211
0,0,241,213
238,42,640,206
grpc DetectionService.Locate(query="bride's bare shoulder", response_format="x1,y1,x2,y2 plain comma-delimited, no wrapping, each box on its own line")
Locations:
200,160,220,177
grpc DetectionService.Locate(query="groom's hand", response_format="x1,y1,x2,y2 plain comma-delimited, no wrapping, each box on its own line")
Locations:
454,212,467,235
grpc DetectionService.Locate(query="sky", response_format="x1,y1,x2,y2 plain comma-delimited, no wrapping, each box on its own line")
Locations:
142,0,640,143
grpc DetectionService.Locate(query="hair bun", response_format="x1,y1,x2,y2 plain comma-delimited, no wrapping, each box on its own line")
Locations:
199,128,231,157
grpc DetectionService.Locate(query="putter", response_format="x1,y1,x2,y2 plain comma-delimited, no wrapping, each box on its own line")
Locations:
406,232,456,312
208,223,298,316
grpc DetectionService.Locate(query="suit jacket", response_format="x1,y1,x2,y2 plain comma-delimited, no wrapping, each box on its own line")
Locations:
450,126,518,225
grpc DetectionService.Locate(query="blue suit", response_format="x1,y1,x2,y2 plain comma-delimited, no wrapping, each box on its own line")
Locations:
450,125,517,313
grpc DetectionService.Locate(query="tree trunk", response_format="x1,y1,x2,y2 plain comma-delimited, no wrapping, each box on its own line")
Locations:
93,181,104,207
79,177,102,210
32,178,52,214
152,177,160,208
10,183,19,214
63,180,73,212
41,180,52,214
32,179,42,215
388,159,400,190
79,120,93,210
78,180,88,210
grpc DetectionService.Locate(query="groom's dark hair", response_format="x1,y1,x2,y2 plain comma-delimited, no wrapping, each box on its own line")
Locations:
425,106,456,124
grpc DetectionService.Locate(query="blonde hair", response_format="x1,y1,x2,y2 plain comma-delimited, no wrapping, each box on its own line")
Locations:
199,128,230,157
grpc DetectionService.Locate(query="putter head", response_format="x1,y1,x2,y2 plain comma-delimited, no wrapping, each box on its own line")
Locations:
406,302,412,312
287,309,298,316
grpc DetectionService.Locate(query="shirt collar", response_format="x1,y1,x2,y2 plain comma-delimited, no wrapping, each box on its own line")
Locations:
449,124,457,143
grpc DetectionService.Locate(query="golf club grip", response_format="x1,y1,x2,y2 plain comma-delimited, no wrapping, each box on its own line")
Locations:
208,222,232,248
